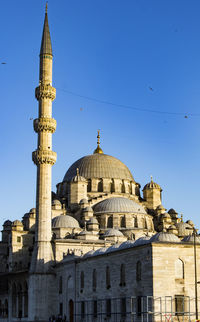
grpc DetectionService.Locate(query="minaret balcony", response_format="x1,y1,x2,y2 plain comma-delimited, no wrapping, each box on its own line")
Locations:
35,83,56,101
34,117,57,133
32,149,57,165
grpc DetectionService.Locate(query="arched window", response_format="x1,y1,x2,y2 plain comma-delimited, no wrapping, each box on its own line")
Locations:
106,266,111,289
121,298,126,317
120,216,126,228
4,299,8,318
87,179,91,192
80,271,84,292
120,264,126,286
111,179,115,193
17,283,23,319
136,261,141,281
59,276,62,294
24,282,28,317
67,275,73,290
98,180,103,192
107,216,113,228
175,259,184,279
106,299,111,317
93,269,97,291
12,284,17,317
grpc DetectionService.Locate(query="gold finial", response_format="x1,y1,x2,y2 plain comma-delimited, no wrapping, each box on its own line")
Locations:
97,130,100,146
76,168,79,176
93,130,103,154
45,2,48,14
150,175,153,182
181,214,183,222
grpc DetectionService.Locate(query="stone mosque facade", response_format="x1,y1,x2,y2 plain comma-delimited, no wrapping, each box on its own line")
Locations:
0,7,200,322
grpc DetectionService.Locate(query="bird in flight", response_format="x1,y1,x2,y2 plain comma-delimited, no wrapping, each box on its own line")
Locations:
149,86,154,91
1,62,6,65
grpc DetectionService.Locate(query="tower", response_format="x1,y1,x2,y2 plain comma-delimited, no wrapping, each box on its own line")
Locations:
143,176,162,210
29,5,57,320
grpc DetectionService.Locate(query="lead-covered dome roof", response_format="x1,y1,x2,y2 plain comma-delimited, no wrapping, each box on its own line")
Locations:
63,154,134,182
93,197,147,214
52,215,80,229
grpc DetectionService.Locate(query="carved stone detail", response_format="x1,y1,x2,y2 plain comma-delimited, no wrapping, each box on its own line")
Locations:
35,83,56,101
32,150,57,165
34,118,57,133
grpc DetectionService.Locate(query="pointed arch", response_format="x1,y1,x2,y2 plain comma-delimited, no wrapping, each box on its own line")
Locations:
24,281,28,317
106,266,111,289
12,283,17,317
136,261,141,281
175,259,184,279
120,263,126,286
93,269,97,291
107,216,113,228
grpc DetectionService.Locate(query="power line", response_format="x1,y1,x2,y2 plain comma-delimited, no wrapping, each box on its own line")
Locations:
56,87,200,117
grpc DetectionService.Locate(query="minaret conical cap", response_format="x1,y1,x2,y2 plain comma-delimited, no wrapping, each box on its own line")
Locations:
40,3,52,56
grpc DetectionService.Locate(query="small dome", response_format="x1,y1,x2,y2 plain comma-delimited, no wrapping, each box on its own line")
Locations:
186,220,194,227
78,230,92,236
52,215,80,229
150,232,180,243
88,217,98,224
168,208,177,214
71,175,87,183
168,225,177,230
105,244,121,253
93,247,108,255
134,236,151,246
119,240,135,250
29,208,36,213
80,198,88,205
3,220,12,226
83,250,96,258
175,222,192,236
93,197,147,214
52,199,61,206
182,235,200,244
162,213,171,219
143,177,161,191
83,206,93,213
12,220,23,226
104,228,123,237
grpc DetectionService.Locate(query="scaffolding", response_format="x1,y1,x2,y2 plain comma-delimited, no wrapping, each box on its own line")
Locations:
74,296,200,322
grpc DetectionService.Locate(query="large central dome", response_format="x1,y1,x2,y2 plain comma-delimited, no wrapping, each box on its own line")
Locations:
63,153,134,182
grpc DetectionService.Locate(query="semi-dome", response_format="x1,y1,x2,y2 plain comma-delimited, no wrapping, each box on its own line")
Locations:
134,236,151,246
150,232,180,243
52,215,80,229
182,235,200,244
63,153,134,182
104,228,123,237
175,222,192,236
93,197,147,214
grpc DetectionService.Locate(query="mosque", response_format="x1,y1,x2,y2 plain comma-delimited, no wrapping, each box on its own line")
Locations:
0,6,200,322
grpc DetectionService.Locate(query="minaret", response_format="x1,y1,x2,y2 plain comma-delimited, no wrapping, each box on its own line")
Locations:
29,5,57,320
31,2,56,271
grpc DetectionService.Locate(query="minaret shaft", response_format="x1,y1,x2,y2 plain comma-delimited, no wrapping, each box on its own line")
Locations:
31,14,56,268
29,8,57,321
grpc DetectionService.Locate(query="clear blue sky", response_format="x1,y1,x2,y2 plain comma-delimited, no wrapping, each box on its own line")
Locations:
1,0,200,231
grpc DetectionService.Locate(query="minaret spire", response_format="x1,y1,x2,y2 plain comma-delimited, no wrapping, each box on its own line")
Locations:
40,2,52,56
30,6,57,320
